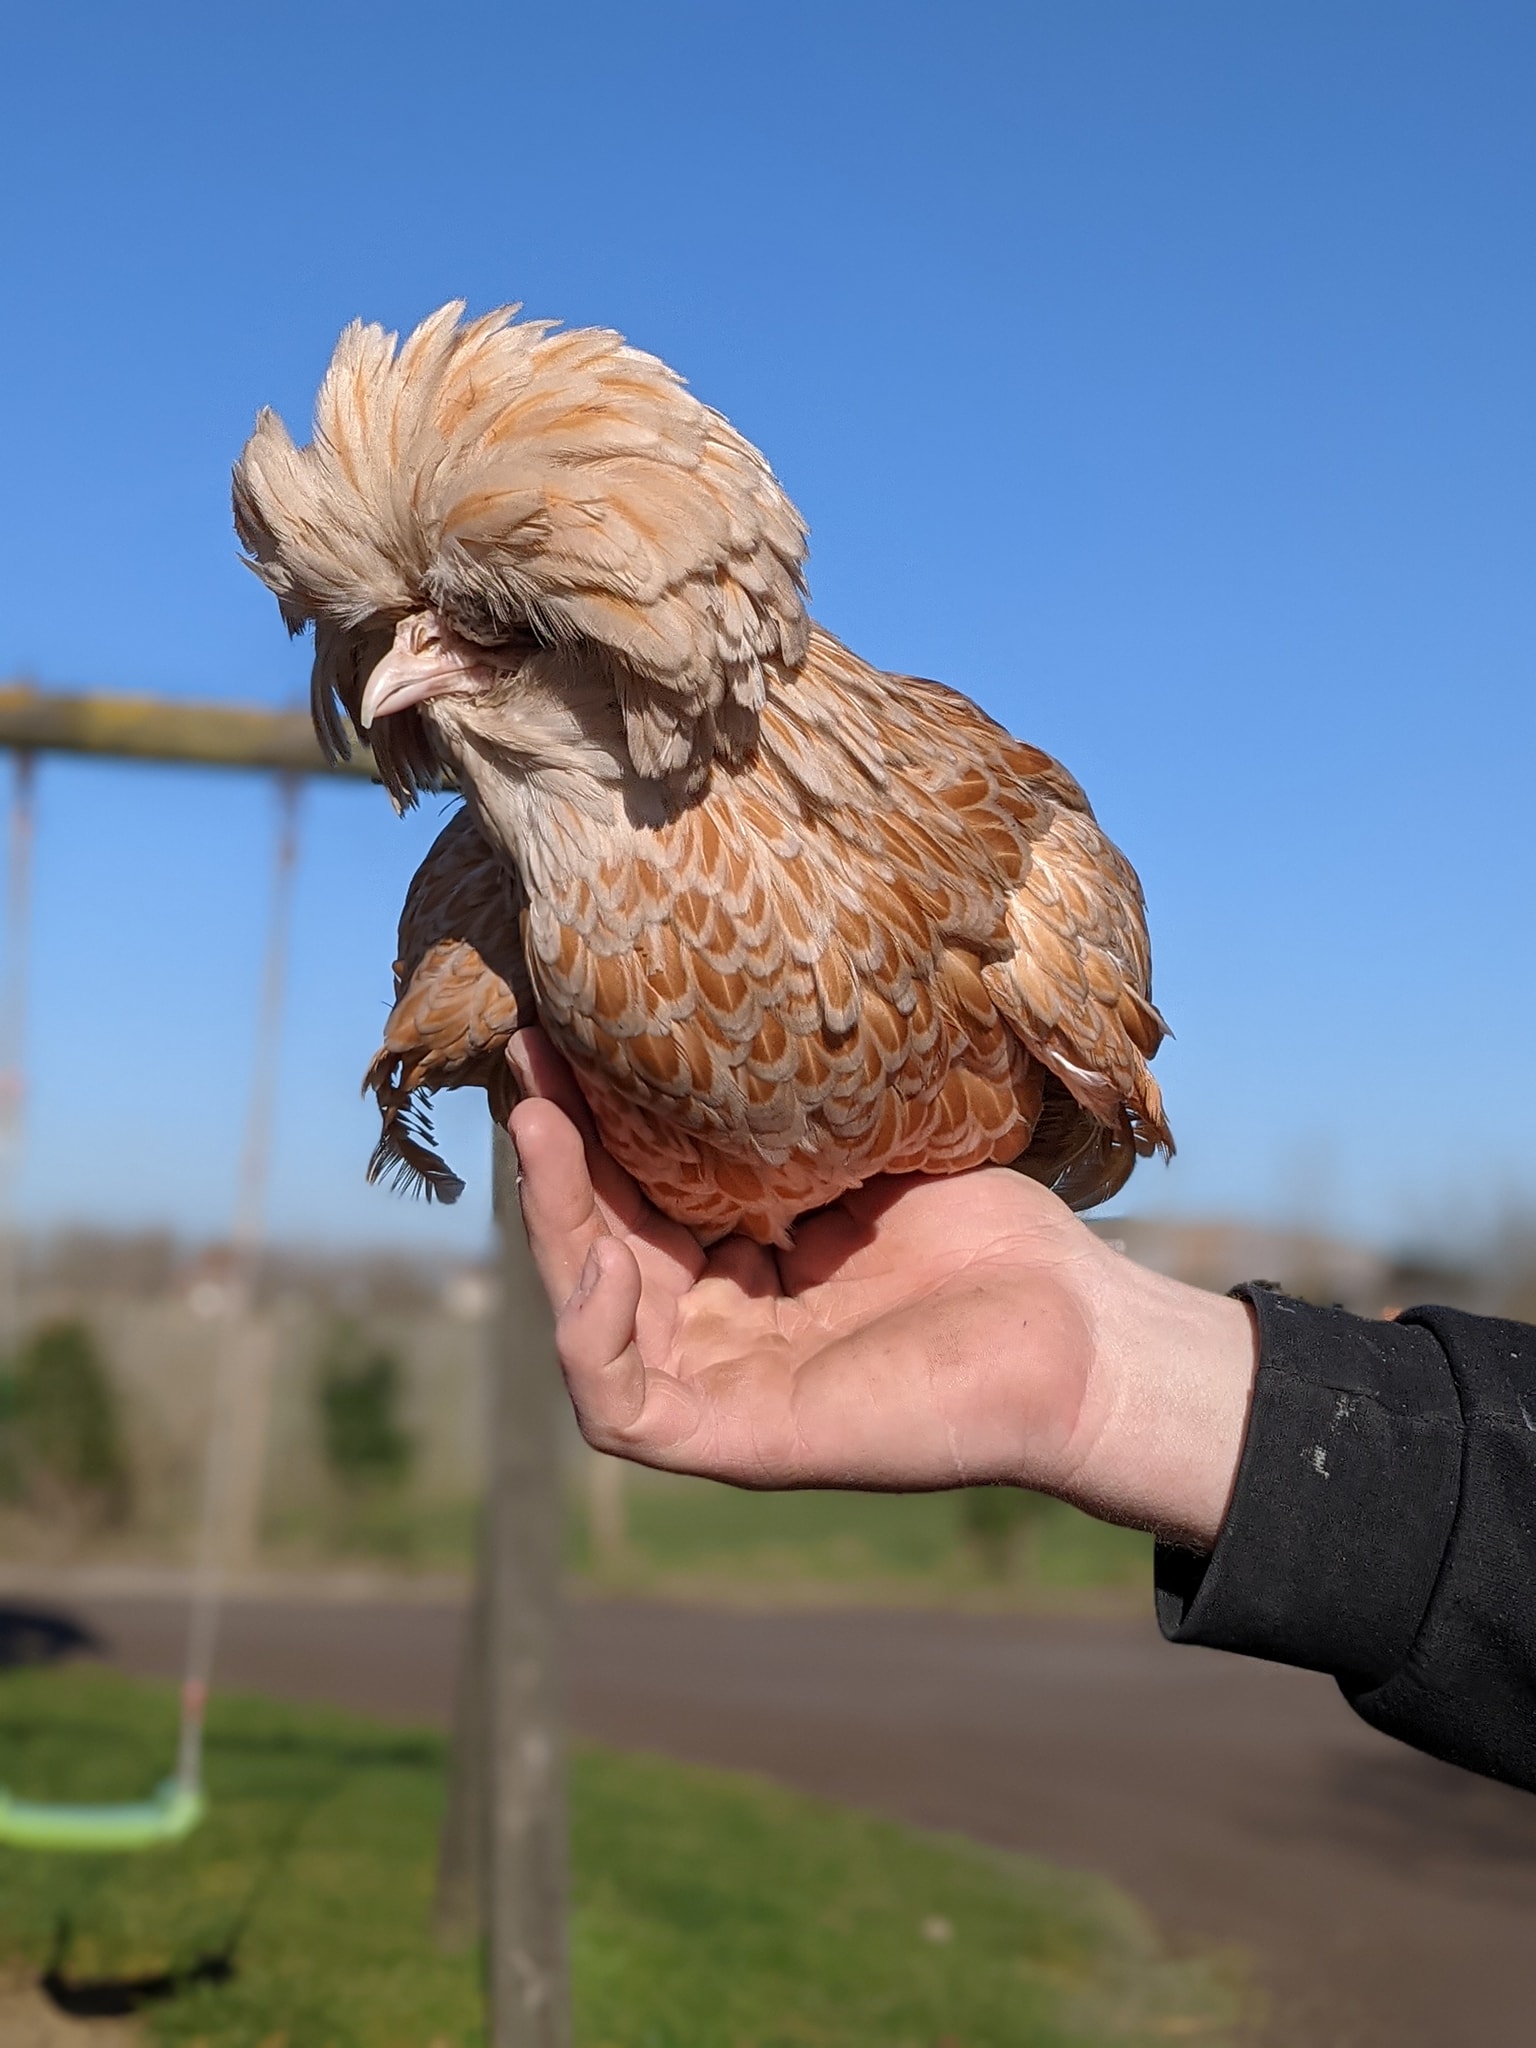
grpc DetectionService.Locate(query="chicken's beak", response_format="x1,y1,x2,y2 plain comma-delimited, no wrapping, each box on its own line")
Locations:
360,614,483,731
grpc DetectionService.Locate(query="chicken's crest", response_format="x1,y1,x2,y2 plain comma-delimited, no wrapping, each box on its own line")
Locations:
232,302,810,799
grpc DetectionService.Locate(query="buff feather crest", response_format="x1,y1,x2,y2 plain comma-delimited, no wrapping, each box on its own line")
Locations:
232,302,812,783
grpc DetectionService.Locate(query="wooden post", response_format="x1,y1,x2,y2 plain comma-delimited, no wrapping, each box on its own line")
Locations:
585,1448,629,1573
434,1526,489,1951
0,751,35,1359
483,1127,569,2046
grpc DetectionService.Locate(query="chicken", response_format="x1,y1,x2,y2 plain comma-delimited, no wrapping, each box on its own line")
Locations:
233,303,1172,1244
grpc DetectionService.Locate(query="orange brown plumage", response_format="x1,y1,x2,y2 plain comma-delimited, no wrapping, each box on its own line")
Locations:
362,806,534,1204
234,303,1172,1243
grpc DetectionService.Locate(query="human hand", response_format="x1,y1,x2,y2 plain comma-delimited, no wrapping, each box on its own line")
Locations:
508,1030,1256,1550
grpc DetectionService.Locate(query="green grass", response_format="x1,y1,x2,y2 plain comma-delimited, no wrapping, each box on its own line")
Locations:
569,1476,1154,1606
265,1492,481,1570
268,1477,1153,1609
0,1666,1250,2046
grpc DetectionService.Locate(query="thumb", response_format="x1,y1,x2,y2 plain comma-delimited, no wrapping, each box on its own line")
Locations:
555,1235,648,1445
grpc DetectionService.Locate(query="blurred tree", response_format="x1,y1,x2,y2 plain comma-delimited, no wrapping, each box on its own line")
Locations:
957,1484,1050,1580
1,1319,132,1525
0,1366,23,1502
316,1320,415,1491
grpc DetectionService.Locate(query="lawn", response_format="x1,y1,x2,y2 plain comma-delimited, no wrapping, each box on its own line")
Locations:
273,1475,1154,1609
568,1474,1153,1605
0,1666,1251,2046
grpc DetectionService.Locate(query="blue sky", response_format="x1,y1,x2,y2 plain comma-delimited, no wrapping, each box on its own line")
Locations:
1,1,1532,1255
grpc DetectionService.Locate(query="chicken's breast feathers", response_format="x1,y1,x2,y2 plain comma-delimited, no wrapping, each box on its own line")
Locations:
501,628,1169,1241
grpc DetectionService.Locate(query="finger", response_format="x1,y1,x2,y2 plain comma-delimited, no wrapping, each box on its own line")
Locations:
508,1057,649,1252
510,1029,702,1275
557,1236,645,1435
510,1096,609,1307
783,1173,976,1291
556,1236,671,1450
778,1195,879,1289
700,1232,785,1299
508,1028,597,1140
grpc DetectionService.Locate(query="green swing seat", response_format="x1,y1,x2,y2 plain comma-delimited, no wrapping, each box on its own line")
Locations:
0,1779,205,1853
0,757,305,1864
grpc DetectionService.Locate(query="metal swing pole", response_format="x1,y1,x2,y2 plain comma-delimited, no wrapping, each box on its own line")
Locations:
176,773,303,1796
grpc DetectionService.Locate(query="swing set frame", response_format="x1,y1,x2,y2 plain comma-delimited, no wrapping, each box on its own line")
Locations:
0,682,571,2044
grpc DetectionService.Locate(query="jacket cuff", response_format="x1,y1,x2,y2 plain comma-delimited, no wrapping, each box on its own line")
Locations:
1155,1287,1463,1682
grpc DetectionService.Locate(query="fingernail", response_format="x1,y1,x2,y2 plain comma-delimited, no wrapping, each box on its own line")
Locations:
506,1034,534,1094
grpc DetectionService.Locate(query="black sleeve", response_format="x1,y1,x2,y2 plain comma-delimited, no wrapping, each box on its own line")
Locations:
1154,1286,1536,1793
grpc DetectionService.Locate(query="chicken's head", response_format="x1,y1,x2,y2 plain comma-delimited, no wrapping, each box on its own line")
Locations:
232,303,810,806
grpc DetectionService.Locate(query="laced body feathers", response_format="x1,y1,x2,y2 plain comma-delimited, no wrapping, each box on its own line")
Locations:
233,304,1172,1240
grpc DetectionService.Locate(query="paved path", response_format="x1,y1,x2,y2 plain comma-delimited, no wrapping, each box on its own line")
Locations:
26,1589,1536,2047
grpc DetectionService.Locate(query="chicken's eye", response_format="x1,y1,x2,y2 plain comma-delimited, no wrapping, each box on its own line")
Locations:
446,604,544,663
351,622,396,677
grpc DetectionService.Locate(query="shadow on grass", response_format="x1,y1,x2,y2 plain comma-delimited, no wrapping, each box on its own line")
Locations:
34,1727,370,2022
0,1605,99,1672
0,1709,439,1776
44,1915,236,2017
205,1726,441,1770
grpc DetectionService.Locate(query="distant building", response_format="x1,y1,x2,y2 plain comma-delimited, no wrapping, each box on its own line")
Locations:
1090,1216,1488,1319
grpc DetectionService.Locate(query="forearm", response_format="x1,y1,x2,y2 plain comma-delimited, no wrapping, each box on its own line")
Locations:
1043,1241,1259,1551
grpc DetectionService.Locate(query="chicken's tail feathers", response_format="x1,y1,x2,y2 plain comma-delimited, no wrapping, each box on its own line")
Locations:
1012,1074,1173,1213
364,1062,466,1204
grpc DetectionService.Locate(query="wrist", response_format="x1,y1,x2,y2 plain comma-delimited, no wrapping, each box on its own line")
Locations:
1056,1240,1259,1550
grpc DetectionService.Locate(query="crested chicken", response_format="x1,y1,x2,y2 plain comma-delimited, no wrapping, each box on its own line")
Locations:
233,304,1172,1244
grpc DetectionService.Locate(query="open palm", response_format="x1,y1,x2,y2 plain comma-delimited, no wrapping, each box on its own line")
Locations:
509,1032,1110,1497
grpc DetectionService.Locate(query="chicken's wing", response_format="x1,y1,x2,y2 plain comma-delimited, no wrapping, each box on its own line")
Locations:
364,808,532,1202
